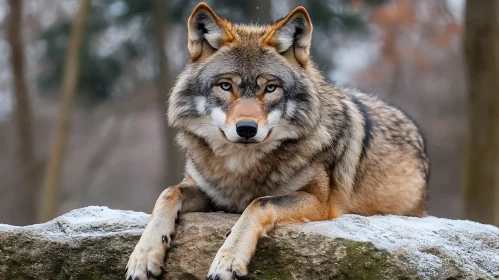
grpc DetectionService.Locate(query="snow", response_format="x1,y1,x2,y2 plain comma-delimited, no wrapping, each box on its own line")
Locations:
299,214,499,278
0,206,150,239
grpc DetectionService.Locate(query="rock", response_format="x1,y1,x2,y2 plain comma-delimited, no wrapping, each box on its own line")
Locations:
0,206,498,280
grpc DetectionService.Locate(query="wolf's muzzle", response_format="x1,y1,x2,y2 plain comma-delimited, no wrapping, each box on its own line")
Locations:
236,120,258,139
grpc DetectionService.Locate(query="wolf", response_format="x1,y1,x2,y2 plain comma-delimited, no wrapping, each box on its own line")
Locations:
125,2,429,280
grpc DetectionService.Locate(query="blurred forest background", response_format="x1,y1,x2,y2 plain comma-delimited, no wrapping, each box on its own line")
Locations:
0,0,497,226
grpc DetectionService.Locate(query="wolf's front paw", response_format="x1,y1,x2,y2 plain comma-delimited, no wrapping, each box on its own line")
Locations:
206,249,248,280
125,233,174,280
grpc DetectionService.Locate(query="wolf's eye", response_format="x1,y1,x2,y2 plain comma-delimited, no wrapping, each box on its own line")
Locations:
219,82,232,91
265,84,277,93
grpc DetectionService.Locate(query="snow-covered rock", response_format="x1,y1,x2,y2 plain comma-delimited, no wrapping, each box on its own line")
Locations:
0,206,498,279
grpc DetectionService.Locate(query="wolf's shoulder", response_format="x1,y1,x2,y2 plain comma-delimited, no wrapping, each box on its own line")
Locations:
346,89,427,160
344,89,419,131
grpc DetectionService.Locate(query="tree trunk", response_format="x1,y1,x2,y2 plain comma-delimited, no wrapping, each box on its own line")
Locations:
7,0,36,225
463,0,499,226
39,0,91,222
153,0,184,189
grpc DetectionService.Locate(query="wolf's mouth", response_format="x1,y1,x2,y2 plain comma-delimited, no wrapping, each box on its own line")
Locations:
219,128,272,146
235,141,258,144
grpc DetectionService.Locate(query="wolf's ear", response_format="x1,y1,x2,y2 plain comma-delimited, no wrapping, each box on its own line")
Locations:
187,2,235,60
264,6,313,65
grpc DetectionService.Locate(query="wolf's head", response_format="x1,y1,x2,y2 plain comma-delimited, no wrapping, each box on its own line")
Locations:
169,3,321,155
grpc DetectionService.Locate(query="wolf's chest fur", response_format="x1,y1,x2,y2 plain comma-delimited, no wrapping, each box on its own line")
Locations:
183,136,317,212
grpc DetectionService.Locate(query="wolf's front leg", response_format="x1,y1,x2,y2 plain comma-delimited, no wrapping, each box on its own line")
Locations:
126,180,210,280
206,170,334,280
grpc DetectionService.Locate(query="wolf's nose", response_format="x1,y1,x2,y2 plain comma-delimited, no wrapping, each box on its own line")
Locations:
236,120,258,139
